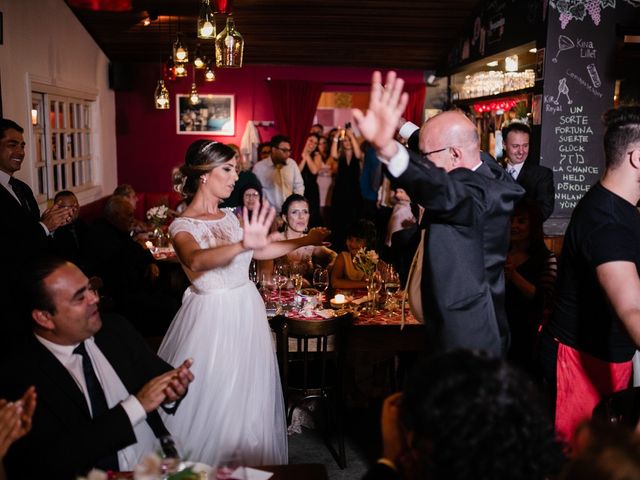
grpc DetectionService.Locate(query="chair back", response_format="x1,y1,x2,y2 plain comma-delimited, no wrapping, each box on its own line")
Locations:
270,313,351,398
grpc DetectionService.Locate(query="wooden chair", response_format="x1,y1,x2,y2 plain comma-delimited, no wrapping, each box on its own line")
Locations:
270,313,351,469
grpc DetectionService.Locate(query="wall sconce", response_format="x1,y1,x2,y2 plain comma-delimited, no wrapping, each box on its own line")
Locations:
31,108,39,125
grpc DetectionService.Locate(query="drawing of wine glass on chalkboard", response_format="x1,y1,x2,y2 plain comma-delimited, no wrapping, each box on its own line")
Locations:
552,35,575,63
554,78,573,105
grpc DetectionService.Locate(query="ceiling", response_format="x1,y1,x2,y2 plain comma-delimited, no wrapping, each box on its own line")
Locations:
65,0,481,70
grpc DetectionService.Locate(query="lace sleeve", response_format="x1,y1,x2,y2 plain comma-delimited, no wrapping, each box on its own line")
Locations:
169,218,215,248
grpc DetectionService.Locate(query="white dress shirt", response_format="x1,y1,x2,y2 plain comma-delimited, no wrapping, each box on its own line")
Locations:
0,170,50,235
505,161,524,180
252,157,305,211
36,335,158,470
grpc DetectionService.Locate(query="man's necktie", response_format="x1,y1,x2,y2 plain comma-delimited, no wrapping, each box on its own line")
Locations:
73,342,120,472
507,166,518,180
8,176,35,216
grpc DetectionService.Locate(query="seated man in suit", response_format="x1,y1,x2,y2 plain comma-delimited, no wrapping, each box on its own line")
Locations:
51,190,91,272
502,122,555,221
0,257,194,479
87,195,180,336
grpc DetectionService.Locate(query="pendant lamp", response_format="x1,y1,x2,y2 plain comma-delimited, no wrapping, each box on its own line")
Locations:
215,15,243,68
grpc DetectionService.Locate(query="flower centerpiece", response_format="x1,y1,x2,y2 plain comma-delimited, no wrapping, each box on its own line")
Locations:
146,205,169,229
353,248,379,277
352,248,380,310
146,205,169,246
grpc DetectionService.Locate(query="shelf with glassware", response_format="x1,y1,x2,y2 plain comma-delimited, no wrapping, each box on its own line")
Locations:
448,42,538,160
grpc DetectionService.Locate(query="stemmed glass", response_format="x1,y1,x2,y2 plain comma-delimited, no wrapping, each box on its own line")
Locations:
248,259,258,285
273,263,289,308
383,267,401,311
313,267,329,306
369,270,383,313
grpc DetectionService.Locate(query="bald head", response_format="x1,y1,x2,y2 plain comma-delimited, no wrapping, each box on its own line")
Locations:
419,111,480,172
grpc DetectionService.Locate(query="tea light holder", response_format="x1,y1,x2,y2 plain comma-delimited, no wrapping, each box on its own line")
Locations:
330,294,347,308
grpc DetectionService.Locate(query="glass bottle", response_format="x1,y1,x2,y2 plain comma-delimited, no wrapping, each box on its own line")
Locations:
215,15,244,68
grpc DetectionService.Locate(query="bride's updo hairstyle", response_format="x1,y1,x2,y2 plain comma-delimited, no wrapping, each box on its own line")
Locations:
174,140,236,200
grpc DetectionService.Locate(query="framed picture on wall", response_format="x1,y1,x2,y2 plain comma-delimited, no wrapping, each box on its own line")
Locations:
176,94,235,135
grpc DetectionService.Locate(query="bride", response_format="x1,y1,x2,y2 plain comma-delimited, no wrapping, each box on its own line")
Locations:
158,140,329,467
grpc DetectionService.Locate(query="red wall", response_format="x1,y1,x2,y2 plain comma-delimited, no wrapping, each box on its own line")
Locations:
115,64,425,192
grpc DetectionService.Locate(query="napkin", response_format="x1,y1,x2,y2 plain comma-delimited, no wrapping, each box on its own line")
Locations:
229,466,273,480
352,294,371,305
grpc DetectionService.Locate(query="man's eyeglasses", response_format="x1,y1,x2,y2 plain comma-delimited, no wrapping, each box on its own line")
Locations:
243,192,260,198
274,146,292,153
421,146,451,161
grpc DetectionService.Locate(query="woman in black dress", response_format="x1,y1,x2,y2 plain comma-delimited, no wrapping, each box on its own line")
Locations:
329,127,363,252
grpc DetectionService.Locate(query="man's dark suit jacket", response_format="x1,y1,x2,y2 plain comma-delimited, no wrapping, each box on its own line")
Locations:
0,180,49,348
0,314,175,479
396,147,525,357
515,161,555,220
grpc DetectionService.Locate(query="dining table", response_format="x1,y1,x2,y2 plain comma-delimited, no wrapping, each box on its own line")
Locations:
264,287,426,354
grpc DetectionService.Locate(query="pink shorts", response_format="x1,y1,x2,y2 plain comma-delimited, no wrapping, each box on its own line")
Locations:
555,341,632,447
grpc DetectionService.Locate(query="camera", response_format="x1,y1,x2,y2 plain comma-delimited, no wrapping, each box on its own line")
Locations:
344,122,351,129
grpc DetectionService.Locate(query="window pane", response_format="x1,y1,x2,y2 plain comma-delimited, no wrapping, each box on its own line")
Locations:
38,167,45,196
49,101,57,128
58,102,65,128
59,133,65,160
61,163,67,189
53,164,59,190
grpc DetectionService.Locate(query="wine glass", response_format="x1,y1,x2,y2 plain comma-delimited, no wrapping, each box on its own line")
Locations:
313,267,329,305
273,263,289,307
369,270,383,313
384,268,401,311
248,259,258,285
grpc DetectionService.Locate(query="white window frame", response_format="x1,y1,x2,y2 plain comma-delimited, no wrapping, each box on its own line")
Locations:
29,82,100,205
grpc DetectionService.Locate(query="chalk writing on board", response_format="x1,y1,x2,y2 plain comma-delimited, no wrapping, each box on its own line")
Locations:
552,35,574,62
566,69,603,98
577,38,597,58
553,105,599,209
554,78,573,105
586,63,601,88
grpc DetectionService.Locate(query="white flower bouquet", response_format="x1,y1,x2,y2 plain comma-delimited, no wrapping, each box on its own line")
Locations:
352,248,379,278
146,205,169,228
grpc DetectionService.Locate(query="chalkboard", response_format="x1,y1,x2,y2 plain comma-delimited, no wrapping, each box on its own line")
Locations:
540,3,617,234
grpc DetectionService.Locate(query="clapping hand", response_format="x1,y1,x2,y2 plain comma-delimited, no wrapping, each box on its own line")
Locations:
0,386,37,459
137,358,195,413
352,71,409,161
242,200,277,250
41,203,74,232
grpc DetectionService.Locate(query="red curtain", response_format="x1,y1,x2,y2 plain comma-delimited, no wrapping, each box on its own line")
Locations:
67,0,131,11
403,83,427,126
267,80,325,160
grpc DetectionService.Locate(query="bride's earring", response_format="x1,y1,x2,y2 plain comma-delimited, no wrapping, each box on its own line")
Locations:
200,175,207,185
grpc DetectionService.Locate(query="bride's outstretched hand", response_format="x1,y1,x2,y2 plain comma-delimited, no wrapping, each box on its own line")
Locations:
352,71,409,158
242,200,276,250
305,227,331,246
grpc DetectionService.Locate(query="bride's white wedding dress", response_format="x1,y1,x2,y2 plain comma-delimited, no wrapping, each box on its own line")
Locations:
158,210,288,467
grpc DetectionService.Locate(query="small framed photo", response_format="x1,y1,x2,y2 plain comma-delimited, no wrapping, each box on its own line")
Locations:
176,94,235,136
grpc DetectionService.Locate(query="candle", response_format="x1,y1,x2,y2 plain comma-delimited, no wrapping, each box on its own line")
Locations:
333,294,345,304
145,240,153,249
